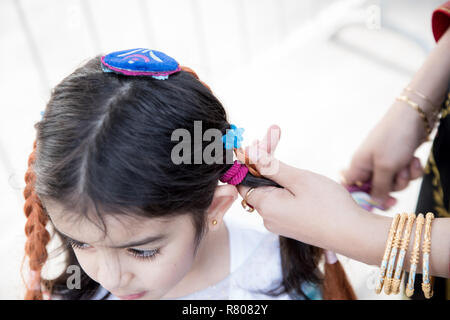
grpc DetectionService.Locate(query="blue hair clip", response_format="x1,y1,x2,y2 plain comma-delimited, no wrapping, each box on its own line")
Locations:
222,124,245,150
101,48,181,80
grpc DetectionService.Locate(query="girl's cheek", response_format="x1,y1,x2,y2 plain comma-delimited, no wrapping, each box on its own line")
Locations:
72,251,100,280
162,251,194,285
141,244,197,293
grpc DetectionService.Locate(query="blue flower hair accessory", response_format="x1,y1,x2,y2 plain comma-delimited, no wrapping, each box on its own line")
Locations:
101,48,181,80
222,124,245,150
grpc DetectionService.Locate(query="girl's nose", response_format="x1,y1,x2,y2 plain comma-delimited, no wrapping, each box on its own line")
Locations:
96,253,125,292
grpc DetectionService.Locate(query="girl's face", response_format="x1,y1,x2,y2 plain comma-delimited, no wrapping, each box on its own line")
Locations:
46,203,201,300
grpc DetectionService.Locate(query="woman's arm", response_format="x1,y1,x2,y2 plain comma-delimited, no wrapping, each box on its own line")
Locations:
236,126,450,279
341,22,450,210
344,207,450,279
407,26,450,119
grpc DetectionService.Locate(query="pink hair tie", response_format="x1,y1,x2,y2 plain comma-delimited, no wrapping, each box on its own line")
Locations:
220,160,248,185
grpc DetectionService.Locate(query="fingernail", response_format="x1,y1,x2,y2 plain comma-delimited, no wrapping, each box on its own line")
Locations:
414,160,421,169
400,170,409,179
271,125,281,140
247,144,260,163
339,170,348,185
386,198,397,207
259,150,272,166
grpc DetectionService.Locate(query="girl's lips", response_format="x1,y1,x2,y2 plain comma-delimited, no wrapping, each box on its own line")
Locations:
117,291,147,300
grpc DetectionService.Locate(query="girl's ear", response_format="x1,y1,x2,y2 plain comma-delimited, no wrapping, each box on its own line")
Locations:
206,184,238,224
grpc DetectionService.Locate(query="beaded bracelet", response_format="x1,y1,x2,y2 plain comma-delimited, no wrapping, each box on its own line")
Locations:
384,213,408,295
392,213,416,294
404,87,442,130
375,213,400,294
405,213,425,297
404,87,440,112
421,212,435,299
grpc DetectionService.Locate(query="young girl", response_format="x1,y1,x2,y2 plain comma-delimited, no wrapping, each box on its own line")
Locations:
21,49,355,300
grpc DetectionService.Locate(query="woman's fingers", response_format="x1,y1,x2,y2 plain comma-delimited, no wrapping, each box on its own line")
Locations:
393,167,410,191
409,156,424,180
244,125,301,194
236,184,293,213
236,124,301,208
370,160,398,207
340,153,372,187
259,124,281,154
246,125,280,166
392,157,423,192
384,196,397,208
385,157,423,208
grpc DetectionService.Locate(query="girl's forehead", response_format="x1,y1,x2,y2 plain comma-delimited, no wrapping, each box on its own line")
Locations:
45,201,186,244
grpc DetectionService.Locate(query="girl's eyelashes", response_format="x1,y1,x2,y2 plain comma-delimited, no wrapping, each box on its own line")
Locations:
66,238,160,261
126,248,160,261
67,238,91,250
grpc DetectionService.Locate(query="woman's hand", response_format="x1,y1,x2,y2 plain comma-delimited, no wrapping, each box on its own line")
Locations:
341,102,426,210
236,125,364,248
235,125,450,276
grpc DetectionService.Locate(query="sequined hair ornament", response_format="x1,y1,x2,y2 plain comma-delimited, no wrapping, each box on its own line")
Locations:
38,49,181,121
101,48,181,79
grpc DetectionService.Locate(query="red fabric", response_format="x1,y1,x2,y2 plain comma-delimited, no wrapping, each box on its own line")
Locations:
432,1,450,42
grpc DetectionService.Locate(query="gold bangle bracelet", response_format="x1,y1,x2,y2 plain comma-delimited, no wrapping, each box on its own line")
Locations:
375,213,400,294
421,212,435,299
405,213,425,297
404,87,439,111
392,213,416,294
384,213,408,295
396,95,432,138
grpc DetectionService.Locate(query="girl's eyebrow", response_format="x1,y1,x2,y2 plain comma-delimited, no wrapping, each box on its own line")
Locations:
52,225,167,249
111,234,168,248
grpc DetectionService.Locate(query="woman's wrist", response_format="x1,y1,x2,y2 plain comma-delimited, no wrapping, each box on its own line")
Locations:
306,203,389,267
405,26,450,124
394,95,436,141
401,87,441,127
350,207,390,266
389,99,430,145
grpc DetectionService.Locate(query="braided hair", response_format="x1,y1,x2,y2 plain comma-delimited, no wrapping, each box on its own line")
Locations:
22,140,51,300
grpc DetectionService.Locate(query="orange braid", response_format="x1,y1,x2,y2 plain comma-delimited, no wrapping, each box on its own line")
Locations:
21,140,52,300
322,251,357,300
